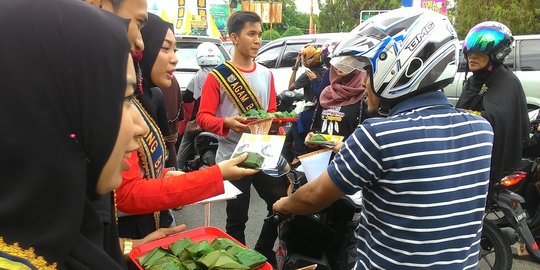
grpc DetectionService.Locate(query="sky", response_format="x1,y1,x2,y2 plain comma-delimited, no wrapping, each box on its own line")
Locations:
295,0,320,14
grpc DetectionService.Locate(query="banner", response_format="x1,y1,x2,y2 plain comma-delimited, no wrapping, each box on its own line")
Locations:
176,0,186,31
241,1,281,24
420,0,447,15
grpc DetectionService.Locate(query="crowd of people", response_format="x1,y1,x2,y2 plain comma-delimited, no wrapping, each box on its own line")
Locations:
0,1,535,270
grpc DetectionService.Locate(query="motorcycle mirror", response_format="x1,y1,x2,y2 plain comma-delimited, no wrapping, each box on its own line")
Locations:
262,155,291,177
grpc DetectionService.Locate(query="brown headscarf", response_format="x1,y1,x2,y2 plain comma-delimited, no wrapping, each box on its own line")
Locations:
319,67,366,108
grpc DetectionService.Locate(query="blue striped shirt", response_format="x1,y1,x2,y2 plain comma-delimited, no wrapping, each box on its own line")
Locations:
328,91,494,270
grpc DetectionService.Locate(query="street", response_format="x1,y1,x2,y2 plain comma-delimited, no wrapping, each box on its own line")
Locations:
173,186,539,269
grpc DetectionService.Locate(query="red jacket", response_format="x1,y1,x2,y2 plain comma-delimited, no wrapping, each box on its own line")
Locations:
116,151,224,215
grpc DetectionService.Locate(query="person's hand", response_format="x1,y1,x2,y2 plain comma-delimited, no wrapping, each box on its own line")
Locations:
304,132,319,149
224,115,248,133
133,224,187,248
218,153,259,180
332,141,344,153
294,56,301,68
306,70,316,81
273,197,290,214
165,170,186,177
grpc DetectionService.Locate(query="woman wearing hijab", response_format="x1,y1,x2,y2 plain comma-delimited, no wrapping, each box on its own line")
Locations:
116,13,257,244
306,55,379,143
0,0,145,268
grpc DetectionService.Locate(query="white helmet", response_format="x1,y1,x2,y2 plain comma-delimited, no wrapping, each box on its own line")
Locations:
332,8,459,100
196,42,221,66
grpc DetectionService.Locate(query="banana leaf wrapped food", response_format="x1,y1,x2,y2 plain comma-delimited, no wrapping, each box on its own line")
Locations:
138,247,169,268
137,236,267,270
235,250,267,269
310,134,327,142
170,238,194,256
210,238,238,251
232,151,265,169
184,240,213,260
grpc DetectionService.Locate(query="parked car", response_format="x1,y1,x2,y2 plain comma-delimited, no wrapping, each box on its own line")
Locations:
173,35,231,91
224,40,269,56
255,33,348,94
444,34,540,110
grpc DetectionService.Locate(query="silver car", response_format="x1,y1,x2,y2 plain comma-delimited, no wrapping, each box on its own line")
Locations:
255,33,348,95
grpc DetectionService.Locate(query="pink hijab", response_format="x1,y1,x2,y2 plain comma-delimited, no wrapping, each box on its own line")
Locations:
319,67,366,108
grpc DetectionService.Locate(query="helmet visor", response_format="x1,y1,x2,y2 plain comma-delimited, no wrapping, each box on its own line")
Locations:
464,26,506,54
330,55,367,75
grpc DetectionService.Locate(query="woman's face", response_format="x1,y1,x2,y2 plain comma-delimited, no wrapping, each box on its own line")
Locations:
150,28,178,89
96,56,149,194
467,52,490,72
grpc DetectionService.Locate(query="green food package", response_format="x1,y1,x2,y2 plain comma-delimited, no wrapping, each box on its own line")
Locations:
235,249,267,269
138,247,169,268
184,240,214,260
147,255,184,270
208,252,249,270
273,111,284,118
289,110,298,117
180,260,202,270
310,134,327,142
242,109,259,118
197,250,222,269
232,151,265,169
177,250,191,261
169,238,194,256
225,245,245,256
210,238,238,250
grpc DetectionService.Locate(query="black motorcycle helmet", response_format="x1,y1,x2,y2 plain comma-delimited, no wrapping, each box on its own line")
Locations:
463,21,514,64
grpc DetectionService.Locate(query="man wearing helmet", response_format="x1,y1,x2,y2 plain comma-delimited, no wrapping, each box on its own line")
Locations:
274,8,494,269
177,42,221,170
456,21,529,184
283,44,327,160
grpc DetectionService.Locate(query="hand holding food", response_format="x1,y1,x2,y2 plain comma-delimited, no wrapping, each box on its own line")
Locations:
218,153,260,180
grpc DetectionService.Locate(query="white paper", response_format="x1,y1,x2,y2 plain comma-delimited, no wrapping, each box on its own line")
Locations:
299,150,332,182
231,133,286,169
190,181,242,205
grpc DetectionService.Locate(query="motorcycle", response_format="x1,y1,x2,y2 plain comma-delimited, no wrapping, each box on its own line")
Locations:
184,131,219,172
269,166,362,270
479,110,540,269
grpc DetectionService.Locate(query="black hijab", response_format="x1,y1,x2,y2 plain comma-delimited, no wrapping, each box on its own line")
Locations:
0,0,129,268
137,13,174,136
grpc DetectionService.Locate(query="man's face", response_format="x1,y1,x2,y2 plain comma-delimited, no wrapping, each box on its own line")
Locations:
232,21,262,59
467,52,490,72
91,0,148,53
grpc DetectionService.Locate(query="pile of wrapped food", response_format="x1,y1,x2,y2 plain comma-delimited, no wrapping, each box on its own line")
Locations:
137,237,267,270
241,109,298,120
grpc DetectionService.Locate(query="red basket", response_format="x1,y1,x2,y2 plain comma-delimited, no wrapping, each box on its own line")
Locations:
129,226,272,270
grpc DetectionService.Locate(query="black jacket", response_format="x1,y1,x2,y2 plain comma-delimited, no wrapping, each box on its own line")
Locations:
456,64,529,181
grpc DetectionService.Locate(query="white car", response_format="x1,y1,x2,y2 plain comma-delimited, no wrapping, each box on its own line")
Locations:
173,35,231,92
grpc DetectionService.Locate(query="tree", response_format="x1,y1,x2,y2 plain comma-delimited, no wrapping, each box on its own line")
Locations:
454,0,540,38
282,26,304,37
271,0,312,34
262,29,281,40
318,0,401,33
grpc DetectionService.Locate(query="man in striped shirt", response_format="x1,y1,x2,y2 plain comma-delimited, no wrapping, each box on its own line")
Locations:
273,8,494,269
